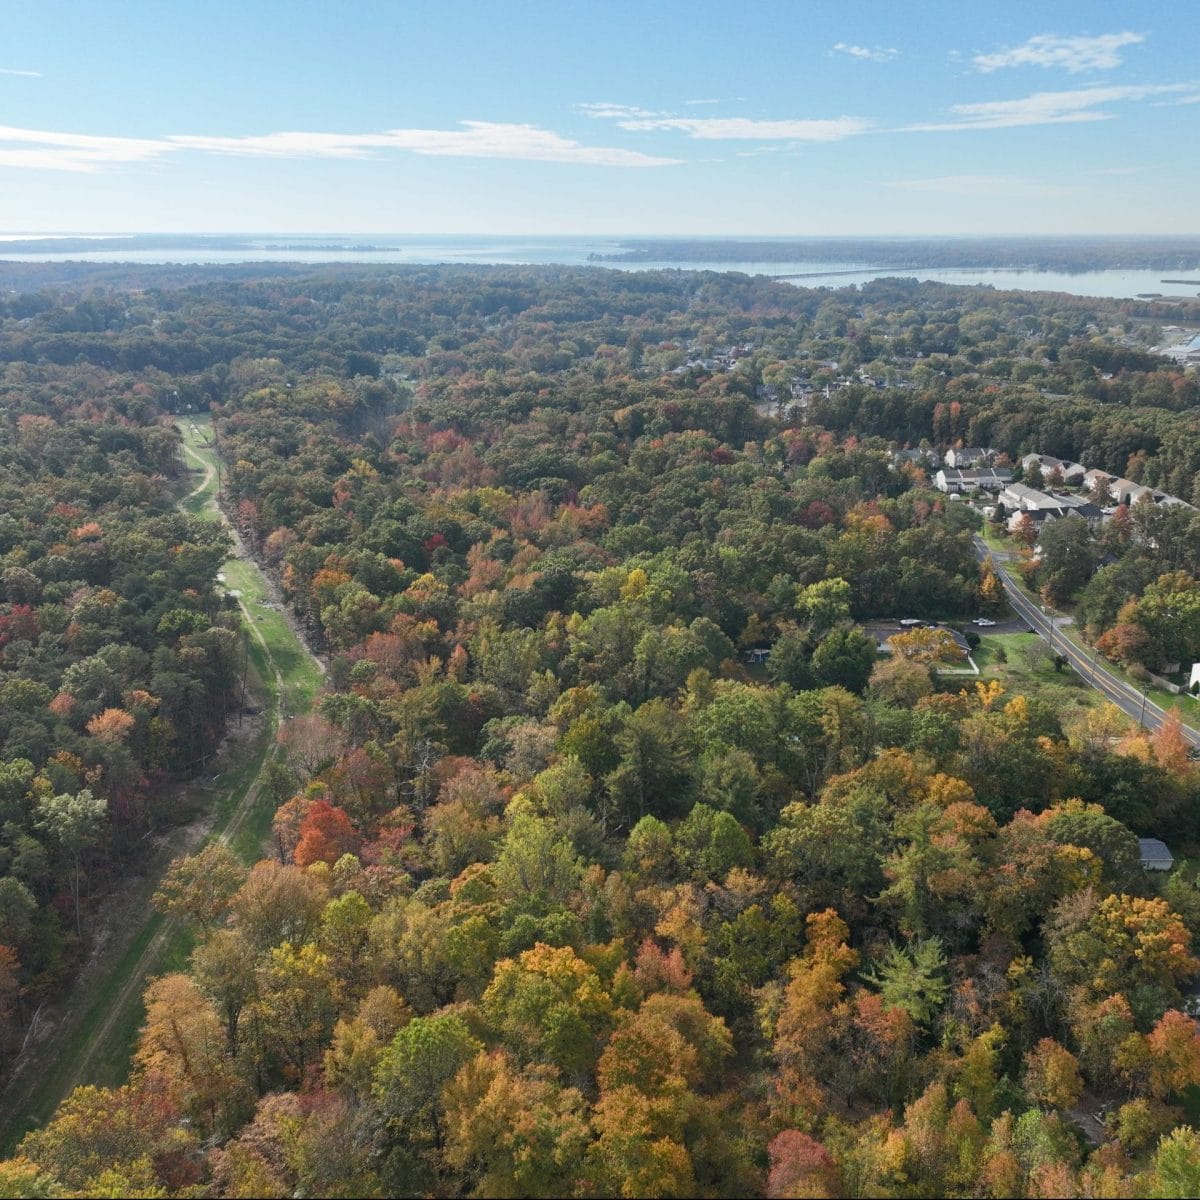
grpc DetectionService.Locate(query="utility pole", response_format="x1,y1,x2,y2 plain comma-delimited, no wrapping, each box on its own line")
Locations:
1139,691,1148,728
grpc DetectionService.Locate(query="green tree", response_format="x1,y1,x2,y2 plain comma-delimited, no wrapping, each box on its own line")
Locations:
810,626,877,693
152,842,247,933
673,803,753,881
372,1013,484,1184
862,938,950,1026
34,789,106,937
1148,1126,1200,1199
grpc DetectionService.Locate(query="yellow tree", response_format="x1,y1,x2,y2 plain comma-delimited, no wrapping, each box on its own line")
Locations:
249,942,339,1077
1022,1038,1084,1110
482,943,614,1079
134,973,246,1132
977,559,1005,615
887,627,966,665
442,1050,591,1199
16,1085,193,1195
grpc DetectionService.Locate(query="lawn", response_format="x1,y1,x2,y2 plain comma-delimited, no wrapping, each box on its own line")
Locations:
970,631,1109,716
987,544,1200,738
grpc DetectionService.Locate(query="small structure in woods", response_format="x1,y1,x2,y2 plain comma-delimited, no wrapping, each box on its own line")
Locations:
1138,838,1175,872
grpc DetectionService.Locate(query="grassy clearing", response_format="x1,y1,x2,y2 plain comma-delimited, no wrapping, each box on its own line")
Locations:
978,524,1013,555
984,538,1200,737
0,418,321,1153
970,631,1107,716
1051,619,1200,735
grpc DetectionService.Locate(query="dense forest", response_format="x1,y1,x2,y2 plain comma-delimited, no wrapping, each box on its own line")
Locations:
0,366,236,1032
1,265,1199,1197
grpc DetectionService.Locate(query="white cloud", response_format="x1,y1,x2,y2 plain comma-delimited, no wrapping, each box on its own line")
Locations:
576,102,662,120
612,115,872,141
0,67,41,77
831,43,898,63
0,125,169,171
888,174,1076,198
0,121,680,172
905,83,1193,132
973,32,1143,74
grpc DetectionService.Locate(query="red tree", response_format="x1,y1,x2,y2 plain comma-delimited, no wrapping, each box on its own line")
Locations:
292,800,359,867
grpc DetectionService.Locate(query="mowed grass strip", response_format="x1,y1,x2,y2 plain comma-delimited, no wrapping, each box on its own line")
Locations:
0,418,321,1152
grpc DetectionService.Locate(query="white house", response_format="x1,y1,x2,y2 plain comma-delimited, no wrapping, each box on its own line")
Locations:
944,447,995,469
1021,453,1086,485
936,467,1012,493
1001,483,1104,528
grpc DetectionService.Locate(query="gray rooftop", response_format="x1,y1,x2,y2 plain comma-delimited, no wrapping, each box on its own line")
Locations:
1138,838,1175,871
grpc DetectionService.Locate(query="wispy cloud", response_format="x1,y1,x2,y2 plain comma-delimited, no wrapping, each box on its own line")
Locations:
581,102,870,142
0,125,168,171
0,67,42,77
888,174,1076,198
0,121,680,172
604,114,872,142
831,43,898,63
577,102,661,120
972,32,1143,74
905,83,1193,131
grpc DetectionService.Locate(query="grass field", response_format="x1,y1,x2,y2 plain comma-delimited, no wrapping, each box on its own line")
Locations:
0,417,322,1153
970,630,1107,716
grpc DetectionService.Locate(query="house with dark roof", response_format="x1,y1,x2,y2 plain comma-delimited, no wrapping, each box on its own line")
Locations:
935,467,1012,494
1138,838,1175,872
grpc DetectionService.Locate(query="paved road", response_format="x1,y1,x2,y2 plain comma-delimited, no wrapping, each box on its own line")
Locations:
973,536,1200,749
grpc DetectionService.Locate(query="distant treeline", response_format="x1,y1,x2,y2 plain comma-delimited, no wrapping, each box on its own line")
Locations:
589,237,1200,272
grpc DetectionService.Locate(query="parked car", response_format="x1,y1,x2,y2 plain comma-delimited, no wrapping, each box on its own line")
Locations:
899,618,923,627
973,618,997,627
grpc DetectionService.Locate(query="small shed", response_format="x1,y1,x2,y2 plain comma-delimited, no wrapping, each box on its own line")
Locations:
1138,838,1175,872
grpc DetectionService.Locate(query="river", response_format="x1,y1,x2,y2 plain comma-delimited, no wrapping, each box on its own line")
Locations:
1,234,1198,301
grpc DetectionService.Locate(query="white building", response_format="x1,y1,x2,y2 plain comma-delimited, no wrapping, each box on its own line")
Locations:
936,467,1012,493
1000,483,1104,528
944,447,995,469
1021,453,1086,485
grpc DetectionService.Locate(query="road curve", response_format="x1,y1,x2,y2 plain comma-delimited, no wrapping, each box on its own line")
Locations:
973,537,1200,749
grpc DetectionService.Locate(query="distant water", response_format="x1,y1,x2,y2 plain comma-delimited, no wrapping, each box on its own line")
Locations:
1,234,1198,301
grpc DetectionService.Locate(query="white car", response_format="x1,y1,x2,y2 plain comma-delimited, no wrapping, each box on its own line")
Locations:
899,618,923,627
973,618,997,627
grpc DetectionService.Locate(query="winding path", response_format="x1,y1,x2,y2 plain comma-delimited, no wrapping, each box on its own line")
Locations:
0,418,322,1151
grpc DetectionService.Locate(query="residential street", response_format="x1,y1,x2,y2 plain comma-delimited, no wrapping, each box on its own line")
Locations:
972,537,1200,748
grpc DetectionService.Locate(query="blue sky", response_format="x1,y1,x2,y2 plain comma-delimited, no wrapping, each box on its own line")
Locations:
1,0,1197,235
